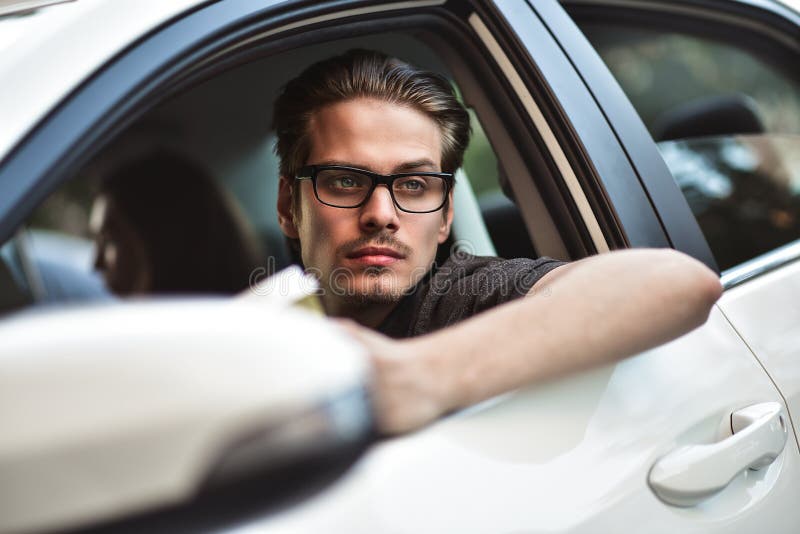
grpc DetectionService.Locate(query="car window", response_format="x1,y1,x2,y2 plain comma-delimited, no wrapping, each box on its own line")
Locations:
11,152,268,307
0,238,34,313
0,32,521,314
19,176,114,305
579,23,800,271
462,108,498,199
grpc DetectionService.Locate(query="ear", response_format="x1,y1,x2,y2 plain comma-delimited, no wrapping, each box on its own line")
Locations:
437,189,454,244
277,176,300,239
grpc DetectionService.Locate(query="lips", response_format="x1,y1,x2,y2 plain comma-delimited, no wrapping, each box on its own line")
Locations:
346,246,405,267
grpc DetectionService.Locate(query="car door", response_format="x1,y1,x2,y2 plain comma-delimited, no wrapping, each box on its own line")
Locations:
561,0,800,462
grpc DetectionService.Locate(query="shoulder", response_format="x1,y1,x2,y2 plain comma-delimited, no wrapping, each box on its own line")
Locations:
413,253,567,335
429,253,564,291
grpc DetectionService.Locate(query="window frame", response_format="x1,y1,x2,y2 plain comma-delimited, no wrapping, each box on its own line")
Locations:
0,0,614,267
0,0,704,286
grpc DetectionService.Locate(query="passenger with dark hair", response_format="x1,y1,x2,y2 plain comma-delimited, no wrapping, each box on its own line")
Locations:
272,49,722,435
90,151,263,296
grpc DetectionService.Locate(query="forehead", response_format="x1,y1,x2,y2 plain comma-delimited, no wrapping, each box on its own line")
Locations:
306,98,442,172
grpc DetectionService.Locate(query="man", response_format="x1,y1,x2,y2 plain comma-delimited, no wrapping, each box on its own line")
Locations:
273,49,722,434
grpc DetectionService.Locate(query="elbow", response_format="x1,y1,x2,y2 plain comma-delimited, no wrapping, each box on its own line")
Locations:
666,250,722,327
699,265,723,308
691,263,723,325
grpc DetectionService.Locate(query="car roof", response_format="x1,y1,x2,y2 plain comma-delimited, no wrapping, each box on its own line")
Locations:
777,0,800,13
2,0,797,167
0,0,203,162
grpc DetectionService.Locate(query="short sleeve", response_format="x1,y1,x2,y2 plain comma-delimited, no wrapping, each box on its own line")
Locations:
411,254,566,336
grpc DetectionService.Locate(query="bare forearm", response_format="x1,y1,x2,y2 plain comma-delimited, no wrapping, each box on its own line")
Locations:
405,248,722,413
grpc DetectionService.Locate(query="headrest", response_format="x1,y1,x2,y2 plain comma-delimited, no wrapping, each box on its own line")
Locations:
652,94,765,142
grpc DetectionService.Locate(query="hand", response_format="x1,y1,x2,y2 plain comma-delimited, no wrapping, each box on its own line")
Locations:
337,320,448,435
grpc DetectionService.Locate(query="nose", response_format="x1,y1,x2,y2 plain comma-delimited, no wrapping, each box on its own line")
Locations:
358,185,400,233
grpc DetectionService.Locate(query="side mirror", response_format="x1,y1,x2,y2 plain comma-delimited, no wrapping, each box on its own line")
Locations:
0,299,374,533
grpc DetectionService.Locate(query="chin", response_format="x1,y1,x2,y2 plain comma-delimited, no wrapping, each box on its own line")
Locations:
347,274,410,305
342,291,404,307
323,266,417,304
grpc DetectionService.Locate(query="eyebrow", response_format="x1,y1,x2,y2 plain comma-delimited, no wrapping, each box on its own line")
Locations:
394,159,438,172
314,159,439,173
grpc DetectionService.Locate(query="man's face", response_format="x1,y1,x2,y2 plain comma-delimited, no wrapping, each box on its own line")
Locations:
277,98,453,317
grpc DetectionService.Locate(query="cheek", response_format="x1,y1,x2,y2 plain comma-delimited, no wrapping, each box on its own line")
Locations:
297,205,346,259
407,215,447,257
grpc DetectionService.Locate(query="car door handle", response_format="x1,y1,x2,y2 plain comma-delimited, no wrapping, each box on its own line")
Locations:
648,402,788,507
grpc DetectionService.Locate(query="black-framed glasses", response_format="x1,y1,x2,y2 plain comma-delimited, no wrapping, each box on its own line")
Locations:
296,165,453,213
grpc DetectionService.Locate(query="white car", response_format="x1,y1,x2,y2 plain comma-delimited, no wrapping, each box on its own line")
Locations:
1,0,800,532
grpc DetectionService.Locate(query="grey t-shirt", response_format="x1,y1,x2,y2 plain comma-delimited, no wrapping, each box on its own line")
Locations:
378,253,566,338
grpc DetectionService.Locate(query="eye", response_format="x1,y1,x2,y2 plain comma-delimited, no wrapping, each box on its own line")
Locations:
316,169,369,195
396,178,426,191
333,175,359,188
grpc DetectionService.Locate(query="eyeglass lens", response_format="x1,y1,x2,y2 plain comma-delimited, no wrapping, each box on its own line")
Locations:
315,168,446,212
